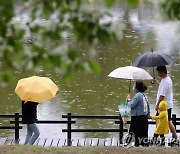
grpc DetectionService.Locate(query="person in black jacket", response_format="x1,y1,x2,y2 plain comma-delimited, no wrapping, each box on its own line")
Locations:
22,101,40,145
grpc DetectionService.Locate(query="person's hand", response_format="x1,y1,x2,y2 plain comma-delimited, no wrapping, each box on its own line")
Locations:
147,115,152,119
153,79,157,83
152,79,159,86
155,105,159,111
127,93,131,100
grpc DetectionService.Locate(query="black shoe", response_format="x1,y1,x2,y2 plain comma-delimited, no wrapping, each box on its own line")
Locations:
143,143,149,147
170,139,179,146
158,142,165,147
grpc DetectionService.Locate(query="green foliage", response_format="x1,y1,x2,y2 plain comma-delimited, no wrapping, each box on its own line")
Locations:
161,0,180,20
0,0,118,83
0,70,15,86
0,0,179,84
105,0,116,8
0,145,180,154
88,60,101,74
127,0,139,8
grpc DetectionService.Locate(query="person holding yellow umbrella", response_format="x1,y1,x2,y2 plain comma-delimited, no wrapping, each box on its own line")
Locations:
22,101,40,145
15,76,58,145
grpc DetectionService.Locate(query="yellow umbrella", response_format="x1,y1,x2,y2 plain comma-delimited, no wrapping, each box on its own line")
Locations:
15,76,59,103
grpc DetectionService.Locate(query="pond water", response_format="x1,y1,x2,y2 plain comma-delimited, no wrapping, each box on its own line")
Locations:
0,1,180,140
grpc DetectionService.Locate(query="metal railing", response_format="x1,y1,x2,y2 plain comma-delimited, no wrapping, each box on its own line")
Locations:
0,113,179,146
62,113,126,146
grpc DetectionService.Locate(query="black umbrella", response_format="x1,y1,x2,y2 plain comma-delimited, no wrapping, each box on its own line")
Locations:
133,49,173,78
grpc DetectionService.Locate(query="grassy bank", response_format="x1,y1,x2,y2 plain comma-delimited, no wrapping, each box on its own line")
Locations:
0,145,180,154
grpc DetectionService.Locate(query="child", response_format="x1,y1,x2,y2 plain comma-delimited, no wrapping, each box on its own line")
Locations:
148,101,169,146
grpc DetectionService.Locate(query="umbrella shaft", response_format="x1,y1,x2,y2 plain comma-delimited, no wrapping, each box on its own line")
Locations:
153,67,155,79
129,80,131,93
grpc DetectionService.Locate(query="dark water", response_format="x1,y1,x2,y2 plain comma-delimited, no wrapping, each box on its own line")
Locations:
0,1,180,140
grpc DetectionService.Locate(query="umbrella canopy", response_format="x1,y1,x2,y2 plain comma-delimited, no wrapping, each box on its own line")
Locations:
15,76,59,103
132,51,173,67
108,66,153,80
132,49,173,79
108,66,153,93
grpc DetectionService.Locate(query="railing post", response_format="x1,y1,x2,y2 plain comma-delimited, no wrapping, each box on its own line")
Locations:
67,113,72,146
14,113,20,144
119,114,123,145
172,114,176,130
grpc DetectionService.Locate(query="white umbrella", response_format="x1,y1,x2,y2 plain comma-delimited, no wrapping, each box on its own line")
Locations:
108,66,153,93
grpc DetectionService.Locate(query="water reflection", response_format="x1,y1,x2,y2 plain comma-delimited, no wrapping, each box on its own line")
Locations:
0,1,180,139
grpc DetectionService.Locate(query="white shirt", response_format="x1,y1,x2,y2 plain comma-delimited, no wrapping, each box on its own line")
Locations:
156,76,173,109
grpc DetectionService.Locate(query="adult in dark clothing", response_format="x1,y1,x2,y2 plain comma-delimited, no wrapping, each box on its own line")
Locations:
22,101,40,145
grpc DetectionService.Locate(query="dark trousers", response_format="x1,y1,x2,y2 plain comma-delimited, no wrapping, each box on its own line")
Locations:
151,133,165,145
129,115,149,146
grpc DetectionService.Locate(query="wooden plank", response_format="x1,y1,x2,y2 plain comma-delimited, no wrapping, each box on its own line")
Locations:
97,138,105,146
71,139,79,147
0,138,8,145
91,138,99,146
37,138,47,146
105,138,112,146
50,138,60,147
4,138,14,145
111,138,118,146
63,139,67,147
56,138,61,147
0,137,132,147
77,138,86,147
12,139,20,145
84,138,92,146
33,138,40,146
20,138,41,145
57,139,66,147
18,138,25,145
44,138,53,147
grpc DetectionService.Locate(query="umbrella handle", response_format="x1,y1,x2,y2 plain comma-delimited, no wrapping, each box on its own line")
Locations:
151,77,156,84
151,67,155,84
153,67,155,79
151,81,155,84
128,79,131,93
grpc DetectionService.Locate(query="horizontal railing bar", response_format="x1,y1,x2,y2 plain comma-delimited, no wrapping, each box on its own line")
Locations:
37,121,76,124
175,122,180,125
115,121,156,124
10,121,76,124
114,121,131,124
176,130,180,133
145,121,156,124
0,126,23,129
62,115,120,119
62,129,128,132
0,115,22,118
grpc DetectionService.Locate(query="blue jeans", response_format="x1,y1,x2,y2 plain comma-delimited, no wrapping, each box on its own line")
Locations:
24,123,40,145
